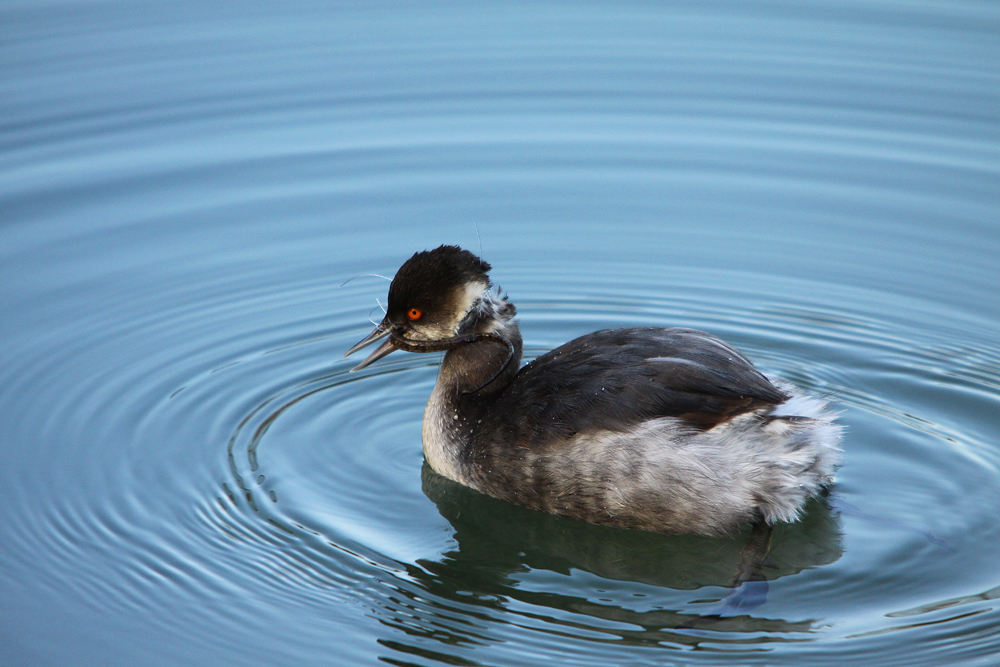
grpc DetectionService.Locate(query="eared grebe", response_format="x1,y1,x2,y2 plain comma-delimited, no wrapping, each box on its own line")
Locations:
346,246,842,537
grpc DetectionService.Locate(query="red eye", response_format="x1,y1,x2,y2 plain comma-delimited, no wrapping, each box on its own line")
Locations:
407,308,422,320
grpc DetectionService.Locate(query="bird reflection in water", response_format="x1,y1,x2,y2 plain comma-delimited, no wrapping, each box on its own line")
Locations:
408,462,845,642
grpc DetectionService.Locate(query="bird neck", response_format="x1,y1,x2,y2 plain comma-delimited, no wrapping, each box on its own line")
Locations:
421,297,521,485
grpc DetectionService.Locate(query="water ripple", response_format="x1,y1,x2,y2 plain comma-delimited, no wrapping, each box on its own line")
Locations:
2,1,999,665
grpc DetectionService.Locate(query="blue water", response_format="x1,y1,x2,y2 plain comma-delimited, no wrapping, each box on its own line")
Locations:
2,1,999,665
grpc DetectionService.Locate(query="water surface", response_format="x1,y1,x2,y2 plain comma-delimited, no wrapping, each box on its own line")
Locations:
2,1,999,665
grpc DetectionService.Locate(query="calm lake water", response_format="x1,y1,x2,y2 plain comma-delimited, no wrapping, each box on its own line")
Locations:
2,1,999,665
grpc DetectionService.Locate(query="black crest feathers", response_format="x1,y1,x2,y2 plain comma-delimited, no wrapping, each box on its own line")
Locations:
387,245,491,319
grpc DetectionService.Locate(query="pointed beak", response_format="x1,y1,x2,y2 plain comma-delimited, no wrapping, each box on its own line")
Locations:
344,324,397,371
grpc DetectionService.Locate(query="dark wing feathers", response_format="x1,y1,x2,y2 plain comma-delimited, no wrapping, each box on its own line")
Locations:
487,327,787,440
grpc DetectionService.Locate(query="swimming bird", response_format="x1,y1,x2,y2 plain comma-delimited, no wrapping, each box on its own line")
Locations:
345,245,841,536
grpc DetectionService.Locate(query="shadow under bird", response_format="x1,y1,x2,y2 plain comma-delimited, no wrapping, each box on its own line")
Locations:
346,245,842,538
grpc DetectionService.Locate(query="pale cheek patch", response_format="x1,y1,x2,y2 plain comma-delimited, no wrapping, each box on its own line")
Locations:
409,280,488,340
451,280,488,333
